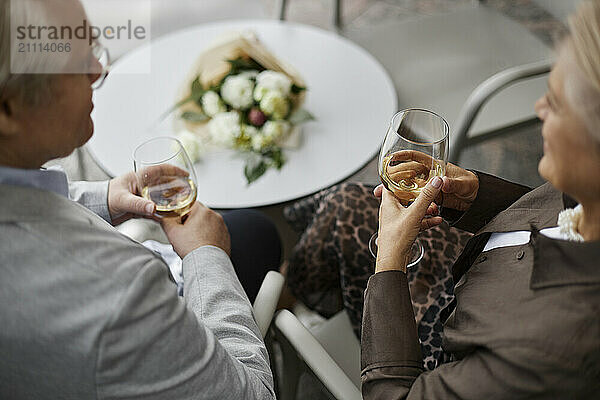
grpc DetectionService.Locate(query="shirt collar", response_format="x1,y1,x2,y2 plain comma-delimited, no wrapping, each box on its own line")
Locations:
0,165,69,198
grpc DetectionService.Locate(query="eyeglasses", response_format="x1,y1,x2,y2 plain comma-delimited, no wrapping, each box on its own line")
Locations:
90,41,111,90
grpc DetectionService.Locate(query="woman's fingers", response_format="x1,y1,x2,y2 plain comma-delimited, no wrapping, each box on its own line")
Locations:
373,184,384,198
389,149,434,165
426,202,439,216
388,160,429,177
421,216,443,231
411,176,443,216
441,176,458,194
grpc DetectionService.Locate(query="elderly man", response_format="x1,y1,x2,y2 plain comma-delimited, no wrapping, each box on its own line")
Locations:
0,0,279,398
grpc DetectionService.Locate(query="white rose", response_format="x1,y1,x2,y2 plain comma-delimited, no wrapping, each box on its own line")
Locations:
238,70,259,80
201,91,226,117
251,133,269,152
208,112,241,147
260,90,290,120
242,124,260,138
176,130,203,163
262,120,290,142
254,71,292,101
220,75,255,110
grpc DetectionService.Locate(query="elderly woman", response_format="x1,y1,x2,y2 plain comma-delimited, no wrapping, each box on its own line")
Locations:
361,0,600,398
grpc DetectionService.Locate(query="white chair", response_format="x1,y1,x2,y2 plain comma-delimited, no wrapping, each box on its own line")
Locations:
253,271,286,338
269,60,552,399
273,309,361,400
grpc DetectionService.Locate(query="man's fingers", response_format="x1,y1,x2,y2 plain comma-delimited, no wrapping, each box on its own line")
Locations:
139,164,190,182
121,193,155,216
160,202,202,230
158,164,189,177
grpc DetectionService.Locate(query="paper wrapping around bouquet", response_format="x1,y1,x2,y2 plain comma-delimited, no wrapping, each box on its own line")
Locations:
174,31,306,147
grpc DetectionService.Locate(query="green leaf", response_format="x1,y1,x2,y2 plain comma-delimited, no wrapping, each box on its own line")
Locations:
190,76,206,105
159,95,193,121
291,84,306,94
159,75,208,123
263,148,285,169
289,109,316,125
181,111,209,123
191,76,203,92
227,57,265,74
244,159,268,184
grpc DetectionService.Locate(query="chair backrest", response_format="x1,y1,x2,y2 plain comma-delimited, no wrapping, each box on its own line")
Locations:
532,0,581,23
343,4,552,150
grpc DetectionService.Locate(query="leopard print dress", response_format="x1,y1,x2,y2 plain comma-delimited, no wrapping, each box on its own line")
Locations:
284,183,472,370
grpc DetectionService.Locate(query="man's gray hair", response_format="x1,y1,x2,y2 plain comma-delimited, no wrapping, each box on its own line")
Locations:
0,0,65,105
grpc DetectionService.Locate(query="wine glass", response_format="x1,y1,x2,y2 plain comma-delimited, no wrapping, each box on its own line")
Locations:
369,108,450,268
133,137,198,218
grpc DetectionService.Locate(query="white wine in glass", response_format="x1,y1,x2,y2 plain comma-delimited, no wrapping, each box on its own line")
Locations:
134,137,198,218
379,151,445,206
141,176,197,218
370,108,449,268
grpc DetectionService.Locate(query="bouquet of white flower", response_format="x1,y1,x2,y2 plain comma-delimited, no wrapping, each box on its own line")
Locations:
173,32,315,184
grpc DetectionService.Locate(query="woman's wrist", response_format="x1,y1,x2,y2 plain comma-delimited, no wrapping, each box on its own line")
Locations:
375,252,408,274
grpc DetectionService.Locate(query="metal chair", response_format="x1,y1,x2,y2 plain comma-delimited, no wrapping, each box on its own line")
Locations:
279,0,553,163
532,0,581,23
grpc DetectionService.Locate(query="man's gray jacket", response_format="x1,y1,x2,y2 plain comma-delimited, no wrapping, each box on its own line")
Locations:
0,182,275,399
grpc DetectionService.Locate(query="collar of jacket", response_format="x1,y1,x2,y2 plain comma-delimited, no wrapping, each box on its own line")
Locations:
529,226,600,289
453,184,600,289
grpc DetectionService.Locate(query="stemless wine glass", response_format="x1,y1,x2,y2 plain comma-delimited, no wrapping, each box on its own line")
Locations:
369,108,450,268
133,137,198,218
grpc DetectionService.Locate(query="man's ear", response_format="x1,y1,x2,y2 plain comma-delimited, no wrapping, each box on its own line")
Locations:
0,95,22,138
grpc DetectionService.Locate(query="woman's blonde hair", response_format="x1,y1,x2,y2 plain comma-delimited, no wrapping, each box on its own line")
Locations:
563,0,600,143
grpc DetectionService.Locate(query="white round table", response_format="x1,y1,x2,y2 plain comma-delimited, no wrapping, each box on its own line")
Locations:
89,20,397,209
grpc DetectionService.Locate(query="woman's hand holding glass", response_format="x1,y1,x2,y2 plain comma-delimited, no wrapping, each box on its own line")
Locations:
376,176,443,273
374,159,480,214
440,164,479,212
